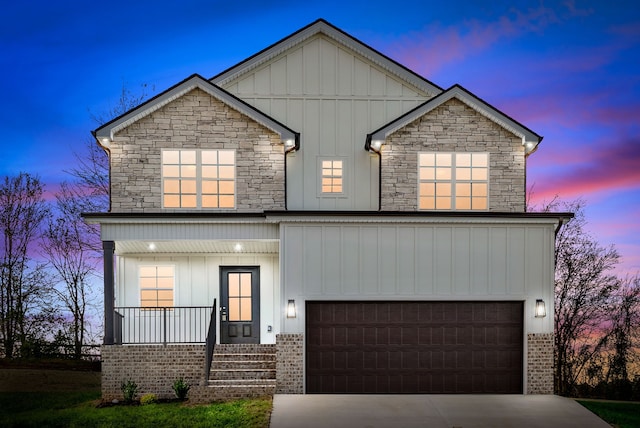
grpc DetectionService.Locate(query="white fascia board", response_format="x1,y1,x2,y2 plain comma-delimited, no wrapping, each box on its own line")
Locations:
83,214,269,225
266,214,564,226
94,75,297,148
369,86,542,155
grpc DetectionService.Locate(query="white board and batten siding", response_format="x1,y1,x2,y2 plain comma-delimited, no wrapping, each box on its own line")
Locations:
280,220,557,335
221,35,432,211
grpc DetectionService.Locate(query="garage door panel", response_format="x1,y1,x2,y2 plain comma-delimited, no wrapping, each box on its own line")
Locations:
376,327,389,344
363,327,376,344
431,328,444,344
306,301,523,394
457,325,472,343
443,326,457,345
458,305,473,322
401,327,418,344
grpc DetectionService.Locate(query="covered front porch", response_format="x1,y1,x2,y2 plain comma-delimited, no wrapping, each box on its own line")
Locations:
86,213,284,347
85,214,303,402
101,237,280,347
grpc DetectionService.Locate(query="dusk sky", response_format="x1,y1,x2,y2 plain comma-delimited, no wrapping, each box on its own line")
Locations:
1,1,638,275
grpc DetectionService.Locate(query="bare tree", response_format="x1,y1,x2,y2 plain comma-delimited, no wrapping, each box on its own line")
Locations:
0,173,50,358
47,82,154,350
605,278,640,390
66,82,154,242
41,183,99,358
551,200,622,395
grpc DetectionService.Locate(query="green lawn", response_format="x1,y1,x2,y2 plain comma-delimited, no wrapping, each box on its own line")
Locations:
3,391,640,428
0,391,272,428
577,400,640,428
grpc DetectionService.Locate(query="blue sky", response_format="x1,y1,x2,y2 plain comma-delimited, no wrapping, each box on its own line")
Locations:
1,0,639,275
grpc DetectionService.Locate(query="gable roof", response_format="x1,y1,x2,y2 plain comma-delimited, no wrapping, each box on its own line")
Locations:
365,84,543,155
93,74,299,150
211,18,443,97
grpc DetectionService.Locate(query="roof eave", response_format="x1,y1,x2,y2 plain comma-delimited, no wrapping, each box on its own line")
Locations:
93,74,299,149
365,84,543,155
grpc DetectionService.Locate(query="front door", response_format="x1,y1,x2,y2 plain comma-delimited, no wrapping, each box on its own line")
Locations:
220,266,260,344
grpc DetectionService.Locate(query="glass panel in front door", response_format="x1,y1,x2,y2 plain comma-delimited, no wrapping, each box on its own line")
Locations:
228,272,252,321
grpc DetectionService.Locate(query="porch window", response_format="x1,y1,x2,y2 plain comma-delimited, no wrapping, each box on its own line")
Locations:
140,265,175,308
162,149,235,208
320,159,343,193
419,152,488,210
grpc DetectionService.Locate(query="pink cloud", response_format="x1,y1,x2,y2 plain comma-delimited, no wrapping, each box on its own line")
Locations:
43,181,62,202
617,245,640,276
594,208,640,276
505,92,639,133
528,137,640,202
385,5,560,77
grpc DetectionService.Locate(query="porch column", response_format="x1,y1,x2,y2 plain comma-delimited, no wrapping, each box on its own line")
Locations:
103,240,115,345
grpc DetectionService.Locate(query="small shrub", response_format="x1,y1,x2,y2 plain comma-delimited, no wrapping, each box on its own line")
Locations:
172,377,190,400
120,380,138,403
140,393,157,405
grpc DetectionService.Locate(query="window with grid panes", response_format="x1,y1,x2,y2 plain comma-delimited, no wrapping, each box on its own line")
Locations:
418,152,488,210
321,160,343,193
139,266,174,308
162,149,235,208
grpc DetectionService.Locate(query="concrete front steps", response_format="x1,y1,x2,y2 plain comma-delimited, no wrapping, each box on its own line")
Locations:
207,344,276,399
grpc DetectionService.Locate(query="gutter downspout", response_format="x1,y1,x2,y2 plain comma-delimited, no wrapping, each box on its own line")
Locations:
554,214,573,238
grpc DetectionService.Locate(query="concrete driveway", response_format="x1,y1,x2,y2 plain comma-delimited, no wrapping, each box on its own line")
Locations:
270,394,610,428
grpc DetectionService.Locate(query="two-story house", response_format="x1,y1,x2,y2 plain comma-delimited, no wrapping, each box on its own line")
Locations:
86,19,571,402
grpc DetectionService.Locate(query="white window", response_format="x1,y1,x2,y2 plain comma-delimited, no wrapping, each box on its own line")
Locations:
418,153,488,210
320,159,343,194
162,149,235,208
139,266,174,308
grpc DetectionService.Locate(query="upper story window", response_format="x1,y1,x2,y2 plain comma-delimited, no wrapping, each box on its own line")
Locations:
140,265,174,308
162,149,235,208
321,159,343,193
418,152,488,210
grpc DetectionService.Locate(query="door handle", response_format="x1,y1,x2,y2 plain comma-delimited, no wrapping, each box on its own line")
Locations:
220,306,227,322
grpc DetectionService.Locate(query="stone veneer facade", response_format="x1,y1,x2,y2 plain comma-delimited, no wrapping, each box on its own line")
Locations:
381,98,526,212
527,333,554,394
108,88,285,213
276,333,304,394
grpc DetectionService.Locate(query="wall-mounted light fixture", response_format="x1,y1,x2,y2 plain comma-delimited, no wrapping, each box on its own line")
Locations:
284,139,296,153
370,140,383,153
287,299,297,318
535,299,546,318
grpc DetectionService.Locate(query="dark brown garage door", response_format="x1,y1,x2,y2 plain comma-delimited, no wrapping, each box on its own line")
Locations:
306,301,523,394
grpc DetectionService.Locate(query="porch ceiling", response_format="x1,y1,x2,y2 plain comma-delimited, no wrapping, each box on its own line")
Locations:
114,240,279,255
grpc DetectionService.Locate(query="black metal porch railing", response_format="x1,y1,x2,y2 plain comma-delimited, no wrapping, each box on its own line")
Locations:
204,299,217,380
114,306,213,345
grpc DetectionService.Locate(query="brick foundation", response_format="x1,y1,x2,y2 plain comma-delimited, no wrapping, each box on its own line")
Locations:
527,333,554,394
103,343,280,403
276,333,304,393
103,333,551,399
101,344,207,402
